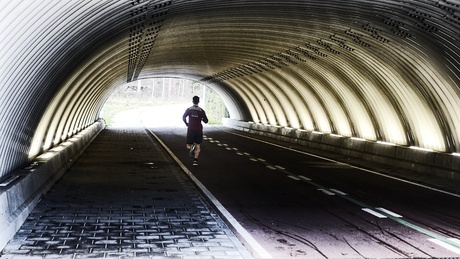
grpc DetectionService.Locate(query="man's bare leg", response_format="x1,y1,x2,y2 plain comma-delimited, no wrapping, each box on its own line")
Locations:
194,144,201,159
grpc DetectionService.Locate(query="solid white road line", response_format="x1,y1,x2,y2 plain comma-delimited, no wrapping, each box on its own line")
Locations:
149,131,272,259
429,238,460,254
228,131,460,199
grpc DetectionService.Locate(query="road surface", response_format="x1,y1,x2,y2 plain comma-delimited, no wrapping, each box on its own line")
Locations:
150,125,460,259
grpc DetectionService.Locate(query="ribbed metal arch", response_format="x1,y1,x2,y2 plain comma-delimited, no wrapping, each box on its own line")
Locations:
2,0,460,180
30,40,130,157
322,58,380,140
251,74,294,127
287,69,334,134
264,69,315,130
231,77,273,125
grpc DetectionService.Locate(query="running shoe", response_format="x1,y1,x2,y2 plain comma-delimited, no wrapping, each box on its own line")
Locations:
193,159,199,166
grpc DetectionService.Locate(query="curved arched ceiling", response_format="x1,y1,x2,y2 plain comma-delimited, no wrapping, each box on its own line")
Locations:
1,0,460,178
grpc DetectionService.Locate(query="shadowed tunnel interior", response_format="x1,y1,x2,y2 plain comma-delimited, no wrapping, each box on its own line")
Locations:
1,0,460,250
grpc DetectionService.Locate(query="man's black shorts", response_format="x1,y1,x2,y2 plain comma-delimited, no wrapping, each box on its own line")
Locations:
186,130,203,144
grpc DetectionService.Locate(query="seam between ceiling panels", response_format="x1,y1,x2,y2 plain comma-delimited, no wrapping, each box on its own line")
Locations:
127,0,172,82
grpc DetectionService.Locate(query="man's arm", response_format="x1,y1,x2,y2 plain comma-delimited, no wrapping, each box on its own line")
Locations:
182,109,189,126
202,110,209,124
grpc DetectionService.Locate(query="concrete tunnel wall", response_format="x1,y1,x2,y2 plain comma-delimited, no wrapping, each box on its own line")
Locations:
1,0,460,251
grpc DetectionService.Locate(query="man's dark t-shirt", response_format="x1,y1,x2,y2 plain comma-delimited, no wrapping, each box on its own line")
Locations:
182,105,208,131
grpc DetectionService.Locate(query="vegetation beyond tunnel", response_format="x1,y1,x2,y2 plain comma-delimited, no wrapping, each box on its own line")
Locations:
100,78,229,127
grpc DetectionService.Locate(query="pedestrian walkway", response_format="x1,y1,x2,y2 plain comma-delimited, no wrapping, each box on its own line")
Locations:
1,128,251,259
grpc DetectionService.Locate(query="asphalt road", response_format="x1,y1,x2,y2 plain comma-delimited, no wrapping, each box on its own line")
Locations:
150,125,460,259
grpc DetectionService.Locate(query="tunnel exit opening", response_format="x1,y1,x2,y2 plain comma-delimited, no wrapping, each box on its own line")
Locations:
100,78,229,128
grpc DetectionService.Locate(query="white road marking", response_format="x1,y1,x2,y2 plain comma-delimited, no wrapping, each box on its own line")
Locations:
203,131,460,256
330,189,347,195
149,130,271,259
298,175,311,181
376,207,402,218
429,238,460,254
318,188,335,195
362,208,387,218
228,131,460,199
287,175,301,181
250,158,258,162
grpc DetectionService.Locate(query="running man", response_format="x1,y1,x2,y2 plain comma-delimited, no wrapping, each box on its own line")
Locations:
182,96,208,166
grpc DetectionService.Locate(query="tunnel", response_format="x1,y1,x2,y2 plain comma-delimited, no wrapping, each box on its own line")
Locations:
1,0,460,256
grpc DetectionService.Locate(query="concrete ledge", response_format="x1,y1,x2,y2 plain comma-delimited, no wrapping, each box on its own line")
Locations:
0,120,105,251
223,119,460,182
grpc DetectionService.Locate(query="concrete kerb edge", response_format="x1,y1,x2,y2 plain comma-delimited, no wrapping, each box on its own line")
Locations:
0,120,105,252
222,118,460,183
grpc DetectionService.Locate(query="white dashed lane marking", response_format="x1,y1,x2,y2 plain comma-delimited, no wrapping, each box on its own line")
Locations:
318,188,336,196
287,175,301,181
376,207,402,218
362,208,387,218
298,175,311,181
330,189,347,195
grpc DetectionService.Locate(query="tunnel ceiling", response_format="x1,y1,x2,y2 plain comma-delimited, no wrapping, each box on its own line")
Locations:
1,0,460,177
